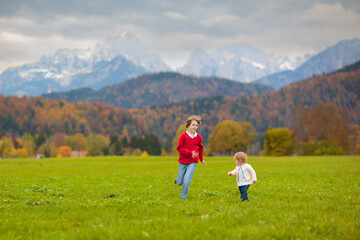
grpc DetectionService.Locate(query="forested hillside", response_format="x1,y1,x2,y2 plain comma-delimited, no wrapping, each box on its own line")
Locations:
132,63,360,140
42,72,272,108
0,96,141,137
1,62,359,145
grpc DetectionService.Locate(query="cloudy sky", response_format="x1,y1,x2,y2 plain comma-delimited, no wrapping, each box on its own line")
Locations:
0,0,359,72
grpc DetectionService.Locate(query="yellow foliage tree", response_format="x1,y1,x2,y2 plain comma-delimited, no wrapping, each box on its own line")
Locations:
209,120,257,155
50,146,59,158
22,140,36,157
262,127,293,156
141,151,149,157
132,148,142,156
16,148,28,158
0,137,14,157
172,125,187,155
67,133,87,151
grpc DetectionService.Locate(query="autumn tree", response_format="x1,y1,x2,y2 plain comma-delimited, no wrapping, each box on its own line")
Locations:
172,125,187,155
292,103,350,155
59,146,72,157
209,120,257,155
16,148,28,158
21,133,36,157
0,137,14,157
262,127,293,156
53,133,67,148
238,122,257,153
86,134,110,156
66,133,87,151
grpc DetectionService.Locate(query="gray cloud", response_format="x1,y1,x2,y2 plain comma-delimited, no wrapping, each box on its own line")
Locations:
0,0,359,72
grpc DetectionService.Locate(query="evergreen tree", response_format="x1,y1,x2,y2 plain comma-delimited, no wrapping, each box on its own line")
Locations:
110,135,123,156
122,137,129,148
143,134,161,156
130,136,141,149
35,132,47,149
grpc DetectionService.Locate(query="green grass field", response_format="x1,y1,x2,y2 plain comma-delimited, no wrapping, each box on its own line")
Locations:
0,156,359,239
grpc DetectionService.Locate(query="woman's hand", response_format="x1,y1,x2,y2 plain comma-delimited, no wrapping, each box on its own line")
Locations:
201,160,206,166
192,151,198,158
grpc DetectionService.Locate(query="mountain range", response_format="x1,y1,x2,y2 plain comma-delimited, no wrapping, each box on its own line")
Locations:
42,72,272,108
179,46,308,82
132,60,360,140
0,31,169,96
1,60,359,143
254,38,360,89
1,31,360,96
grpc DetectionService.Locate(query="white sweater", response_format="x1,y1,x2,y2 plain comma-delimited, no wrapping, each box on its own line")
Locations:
229,163,257,186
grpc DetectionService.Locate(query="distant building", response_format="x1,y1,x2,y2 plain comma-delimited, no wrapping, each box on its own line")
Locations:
71,151,86,157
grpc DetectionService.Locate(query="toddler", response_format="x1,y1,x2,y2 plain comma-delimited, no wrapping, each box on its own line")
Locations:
228,152,257,202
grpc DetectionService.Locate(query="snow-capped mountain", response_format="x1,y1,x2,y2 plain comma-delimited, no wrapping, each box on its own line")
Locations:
90,31,169,72
254,38,360,89
0,31,170,96
179,46,306,83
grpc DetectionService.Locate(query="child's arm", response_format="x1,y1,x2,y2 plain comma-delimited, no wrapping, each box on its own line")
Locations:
248,165,257,183
198,135,205,165
228,168,237,176
176,133,191,158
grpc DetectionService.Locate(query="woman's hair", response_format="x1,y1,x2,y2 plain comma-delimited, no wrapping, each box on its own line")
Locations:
185,115,202,128
234,152,247,164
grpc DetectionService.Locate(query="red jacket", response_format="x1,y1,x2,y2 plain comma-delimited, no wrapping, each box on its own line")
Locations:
177,131,204,164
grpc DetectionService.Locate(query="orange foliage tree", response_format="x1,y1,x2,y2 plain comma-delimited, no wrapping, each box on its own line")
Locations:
59,146,72,157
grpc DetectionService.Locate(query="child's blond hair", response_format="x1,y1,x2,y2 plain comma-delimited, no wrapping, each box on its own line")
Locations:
234,152,247,164
185,115,202,128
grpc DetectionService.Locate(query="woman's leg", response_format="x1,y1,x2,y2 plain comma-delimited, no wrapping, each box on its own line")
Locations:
181,163,197,200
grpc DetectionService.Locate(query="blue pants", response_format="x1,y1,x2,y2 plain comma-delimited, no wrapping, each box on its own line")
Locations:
239,185,250,201
175,163,197,200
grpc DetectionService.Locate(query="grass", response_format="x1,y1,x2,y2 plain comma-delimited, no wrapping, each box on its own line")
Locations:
0,156,359,239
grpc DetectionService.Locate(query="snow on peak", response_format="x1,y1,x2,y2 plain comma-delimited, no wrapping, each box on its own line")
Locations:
240,57,266,69
118,31,139,42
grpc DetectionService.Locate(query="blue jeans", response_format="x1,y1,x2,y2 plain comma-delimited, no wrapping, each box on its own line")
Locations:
239,185,250,201
175,163,197,200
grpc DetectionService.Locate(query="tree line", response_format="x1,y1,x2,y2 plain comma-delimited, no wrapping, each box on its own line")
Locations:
0,132,162,158
1,102,358,158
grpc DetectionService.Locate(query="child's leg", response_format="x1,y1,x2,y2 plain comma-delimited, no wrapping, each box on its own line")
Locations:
181,163,197,200
239,185,250,201
175,163,187,185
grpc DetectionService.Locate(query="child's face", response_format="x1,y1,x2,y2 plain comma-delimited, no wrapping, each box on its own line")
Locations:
188,120,199,132
235,159,242,166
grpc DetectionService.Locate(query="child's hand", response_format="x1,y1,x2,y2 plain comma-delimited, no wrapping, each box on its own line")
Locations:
252,180,257,184
228,172,232,176
192,151,198,158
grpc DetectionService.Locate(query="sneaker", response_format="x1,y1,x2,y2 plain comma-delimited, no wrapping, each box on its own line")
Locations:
174,179,177,184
